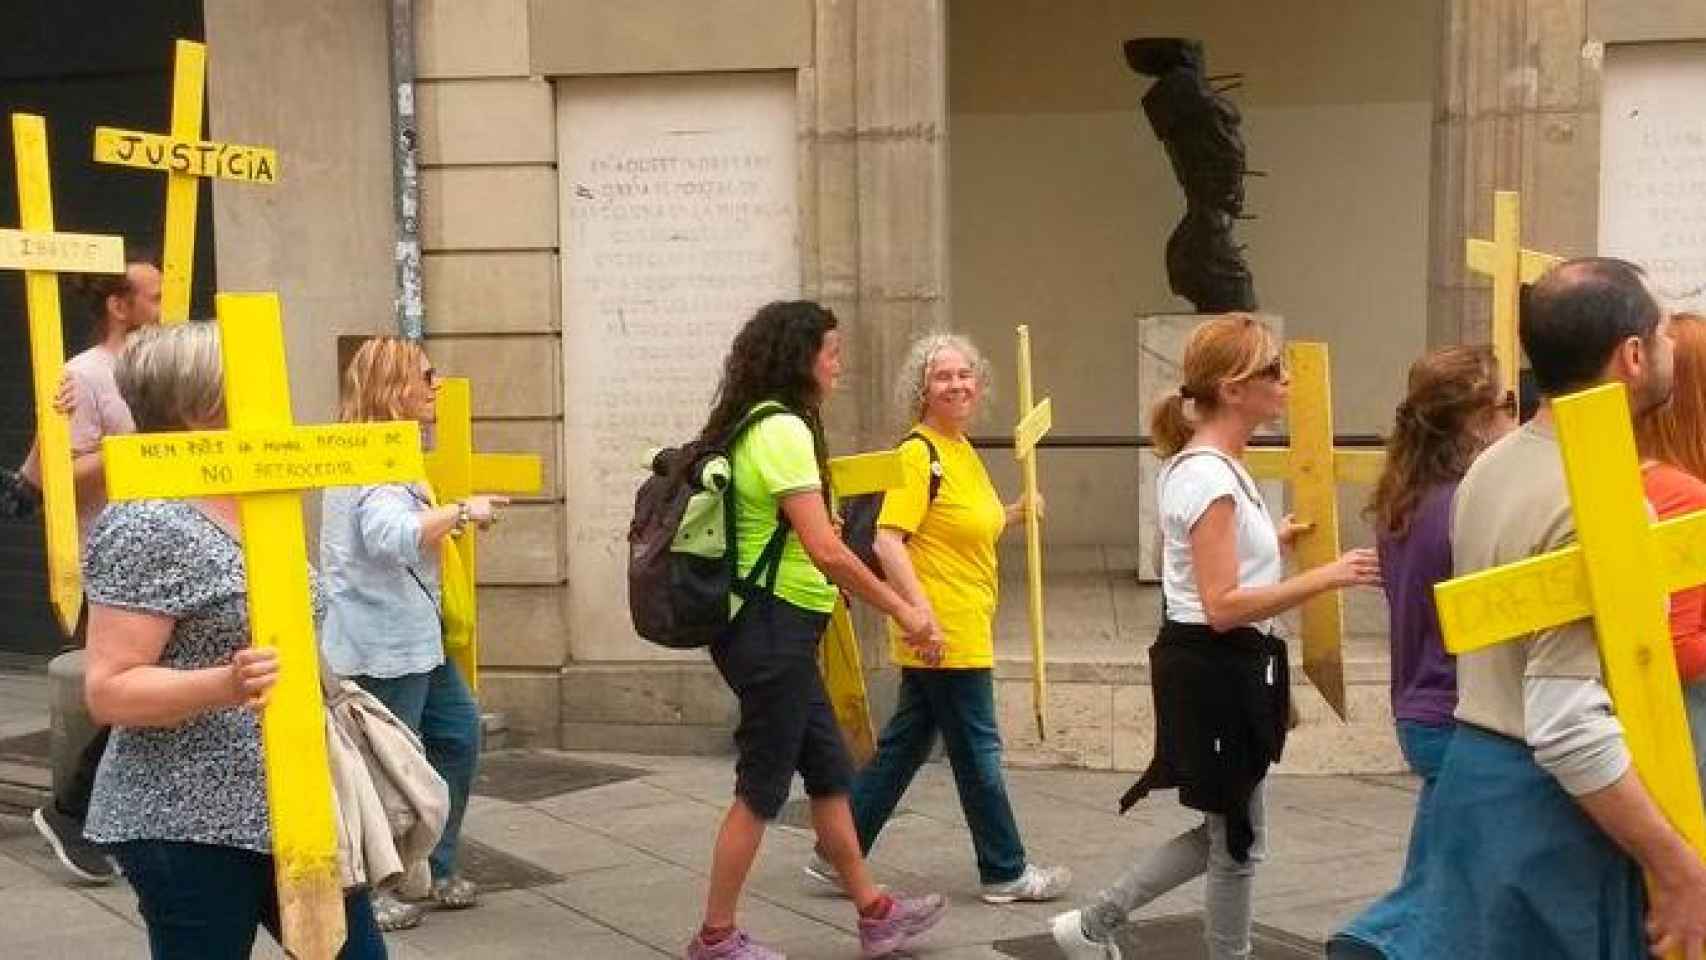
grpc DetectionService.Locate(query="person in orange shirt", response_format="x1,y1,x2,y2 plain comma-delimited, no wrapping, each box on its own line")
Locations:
1634,310,1706,789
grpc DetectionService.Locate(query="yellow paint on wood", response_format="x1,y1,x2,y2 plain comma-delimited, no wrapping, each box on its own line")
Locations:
1016,325,1050,740
1465,191,1566,403
820,601,876,766
422,378,543,691
1434,385,1706,946
103,295,424,960
6,114,126,634
1283,343,1348,718
93,41,276,325
94,128,279,184
103,423,422,499
828,450,905,498
1013,397,1053,461
1234,343,1381,719
0,228,125,273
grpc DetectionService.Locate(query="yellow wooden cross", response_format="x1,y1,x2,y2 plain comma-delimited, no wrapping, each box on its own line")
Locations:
1465,190,1565,403
1434,384,1706,957
93,40,279,324
2,113,127,635
820,449,907,765
1240,342,1383,720
102,295,424,960
1015,325,1054,740
422,377,543,692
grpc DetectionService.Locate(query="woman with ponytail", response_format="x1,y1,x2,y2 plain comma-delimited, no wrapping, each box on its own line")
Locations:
1052,313,1380,960
1327,345,1514,959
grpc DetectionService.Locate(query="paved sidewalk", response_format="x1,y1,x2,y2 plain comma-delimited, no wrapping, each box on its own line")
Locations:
0,749,1416,959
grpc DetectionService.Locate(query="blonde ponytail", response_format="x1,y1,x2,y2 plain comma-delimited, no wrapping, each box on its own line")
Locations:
1150,392,1195,459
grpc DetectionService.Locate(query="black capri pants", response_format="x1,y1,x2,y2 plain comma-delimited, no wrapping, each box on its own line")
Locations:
710,591,854,819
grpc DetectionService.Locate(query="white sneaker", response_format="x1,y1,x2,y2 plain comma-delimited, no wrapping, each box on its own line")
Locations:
802,853,842,892
1050,909,1121,960
981,862,1072,903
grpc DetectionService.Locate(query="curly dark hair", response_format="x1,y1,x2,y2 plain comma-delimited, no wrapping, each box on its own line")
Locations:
700,300,838,495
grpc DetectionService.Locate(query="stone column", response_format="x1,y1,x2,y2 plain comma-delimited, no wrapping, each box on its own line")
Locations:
804,0,950,719
1430,0,1601,348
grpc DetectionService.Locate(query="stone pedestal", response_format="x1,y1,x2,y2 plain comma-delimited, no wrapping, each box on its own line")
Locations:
1135,312,1287,582
47,651,97,806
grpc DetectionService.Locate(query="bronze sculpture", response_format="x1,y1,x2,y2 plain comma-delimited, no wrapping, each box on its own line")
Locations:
1126,37,1258,313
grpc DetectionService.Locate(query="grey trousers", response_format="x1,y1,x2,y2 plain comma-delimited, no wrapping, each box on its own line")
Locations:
1083,783,1268,960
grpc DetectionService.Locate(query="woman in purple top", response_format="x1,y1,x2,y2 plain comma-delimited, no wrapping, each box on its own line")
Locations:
1328,345,1513,959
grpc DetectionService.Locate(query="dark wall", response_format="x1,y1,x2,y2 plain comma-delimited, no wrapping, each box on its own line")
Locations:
1,1,214,657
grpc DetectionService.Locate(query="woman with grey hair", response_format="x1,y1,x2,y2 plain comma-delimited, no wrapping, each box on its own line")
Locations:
806,332,1071,903
81,323,387,958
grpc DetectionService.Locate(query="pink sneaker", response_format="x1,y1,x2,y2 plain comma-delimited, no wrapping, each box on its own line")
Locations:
858,893,947,958
685,929,786,960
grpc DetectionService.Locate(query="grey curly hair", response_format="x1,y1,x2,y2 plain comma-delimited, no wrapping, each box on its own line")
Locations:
893,332,994,424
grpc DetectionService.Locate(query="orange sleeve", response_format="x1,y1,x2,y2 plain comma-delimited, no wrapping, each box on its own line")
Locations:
1645,465,1706,683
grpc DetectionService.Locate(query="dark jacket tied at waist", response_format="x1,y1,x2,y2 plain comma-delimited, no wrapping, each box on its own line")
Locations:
1120,618,1290,862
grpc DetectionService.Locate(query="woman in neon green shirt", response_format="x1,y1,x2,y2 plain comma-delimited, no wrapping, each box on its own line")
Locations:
689,301,946,960
805,333,1071,904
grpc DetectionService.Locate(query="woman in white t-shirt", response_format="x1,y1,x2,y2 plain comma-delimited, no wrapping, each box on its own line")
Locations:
1052,313,1380,960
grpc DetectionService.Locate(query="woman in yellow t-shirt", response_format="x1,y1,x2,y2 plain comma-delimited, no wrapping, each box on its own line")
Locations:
805,333,1071,904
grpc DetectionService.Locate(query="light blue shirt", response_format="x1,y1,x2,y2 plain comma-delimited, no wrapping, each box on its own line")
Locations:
318,482,443,679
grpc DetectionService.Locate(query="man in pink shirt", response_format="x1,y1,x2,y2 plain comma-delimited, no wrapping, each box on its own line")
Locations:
16,251,160,884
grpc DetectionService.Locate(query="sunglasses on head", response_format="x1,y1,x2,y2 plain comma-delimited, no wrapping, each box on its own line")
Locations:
1251,357,1285,381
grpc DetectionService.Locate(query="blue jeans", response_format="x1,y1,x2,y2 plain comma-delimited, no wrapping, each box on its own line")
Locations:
355,661,480,880
1327,720,1455,959
109,840,386,959
850,667,1026,884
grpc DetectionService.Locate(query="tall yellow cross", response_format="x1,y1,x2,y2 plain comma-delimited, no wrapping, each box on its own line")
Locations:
422,377,543,692
1,113,127,635
102,295,424,960
1434,383,1706,958
1465,190,1564,403
93,40,279,324
1241,342,1383,720
821,449,907,765
1015,325,1054,740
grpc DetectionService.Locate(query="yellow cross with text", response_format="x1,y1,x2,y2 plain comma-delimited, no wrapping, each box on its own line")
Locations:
1434,383,1706,954
1015,325,1054,740
1466,190,1564,403
1241,342,1383,720
103,294,423,960
2,113,127,635
821,449,907,765
423,377,543,692
93,40,279,324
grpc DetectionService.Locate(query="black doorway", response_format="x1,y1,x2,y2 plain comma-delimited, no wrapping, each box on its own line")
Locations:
0,2,217,660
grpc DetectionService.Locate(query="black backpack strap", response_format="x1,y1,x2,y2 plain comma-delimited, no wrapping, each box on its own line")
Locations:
725,402,799,601
901,431,944,503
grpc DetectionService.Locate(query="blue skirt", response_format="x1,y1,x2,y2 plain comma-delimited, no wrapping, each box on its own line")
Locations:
1328,723,1645,960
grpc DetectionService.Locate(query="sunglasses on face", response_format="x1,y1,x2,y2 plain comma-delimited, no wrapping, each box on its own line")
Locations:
1251,357,1285,381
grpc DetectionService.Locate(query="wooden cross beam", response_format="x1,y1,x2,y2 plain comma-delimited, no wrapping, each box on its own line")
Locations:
1434,383,1706,950
1465,190,1565,403
820,449,907,766
1015,325,1054,741
102,295,424,960
93,40,279,324
422,377,543,692
1240,342,1383,720
2,113,127,635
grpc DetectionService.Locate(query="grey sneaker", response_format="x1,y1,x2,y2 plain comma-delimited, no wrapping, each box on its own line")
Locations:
31,807,116,884
372,892,426,932
685,929,786,960
858,893,947,958
801,853,886,898
981,862,1072,903
1050,909,1122,960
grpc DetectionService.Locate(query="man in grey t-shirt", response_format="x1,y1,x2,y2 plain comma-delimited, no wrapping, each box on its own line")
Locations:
1336,259,1706,960
22,253,161,885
